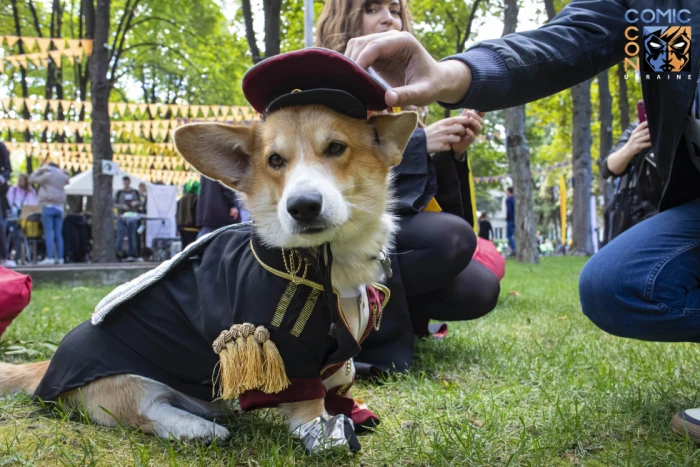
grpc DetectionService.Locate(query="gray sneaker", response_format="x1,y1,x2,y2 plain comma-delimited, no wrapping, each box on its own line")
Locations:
672,409,700,442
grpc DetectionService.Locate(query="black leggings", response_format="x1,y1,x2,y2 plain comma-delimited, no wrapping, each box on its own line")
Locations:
395,212,500,332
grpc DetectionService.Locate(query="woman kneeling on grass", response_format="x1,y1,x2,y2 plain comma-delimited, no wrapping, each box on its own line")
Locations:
316,0,501,377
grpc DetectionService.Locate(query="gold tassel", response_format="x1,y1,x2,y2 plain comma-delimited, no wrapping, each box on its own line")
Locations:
240,323,263,390
212,329,239,399
212,323,290,398
255,326,291,394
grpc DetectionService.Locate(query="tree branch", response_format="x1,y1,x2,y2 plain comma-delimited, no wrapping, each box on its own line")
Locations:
460,0,484,53
109,0,133,62
117,42,201,72
129,16,206,44
109,0,142,82
242,0,261,63
27,0,44,37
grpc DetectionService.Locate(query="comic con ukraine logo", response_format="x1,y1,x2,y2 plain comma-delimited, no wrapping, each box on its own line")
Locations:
624,8,691,74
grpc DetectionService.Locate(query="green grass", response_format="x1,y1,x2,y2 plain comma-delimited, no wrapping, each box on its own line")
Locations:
2,258,700,466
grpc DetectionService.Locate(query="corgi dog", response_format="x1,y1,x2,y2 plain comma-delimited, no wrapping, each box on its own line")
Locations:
0,103,417,452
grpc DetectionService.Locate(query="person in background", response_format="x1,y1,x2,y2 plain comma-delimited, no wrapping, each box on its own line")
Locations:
29,162,70,265
114,176,142,261
176,180,199,248
316,0,500,390
138,182,148,214
478,212,494,241
505,187,515,256
0,142,11,268
7,174,38,215
602,120,661,243
0,180,11,268
5,174,38,266
196,176,240,238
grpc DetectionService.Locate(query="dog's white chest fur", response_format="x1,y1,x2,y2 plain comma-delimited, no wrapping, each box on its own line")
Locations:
338,286,370,341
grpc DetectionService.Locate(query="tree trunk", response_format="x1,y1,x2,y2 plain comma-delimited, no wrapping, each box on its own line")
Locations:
502,0,538,263
77,0,95,143
241,0,262,63
570,79,594,255
617,63,630,130
597,69,614,242
543,0,557,22
42,1,57,144
263,0,282,58
10,0,33,171
90,0,116,263
55,0,66,143
505,107,539,263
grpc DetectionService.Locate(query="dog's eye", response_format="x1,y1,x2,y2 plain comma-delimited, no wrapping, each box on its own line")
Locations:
326,142,347,157
268,154,285,169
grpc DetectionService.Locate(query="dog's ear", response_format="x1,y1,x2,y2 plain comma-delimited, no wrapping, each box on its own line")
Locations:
173,122,257,192
369,112,418,167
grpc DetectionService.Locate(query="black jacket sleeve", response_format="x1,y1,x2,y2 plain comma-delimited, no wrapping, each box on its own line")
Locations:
223,189,239,210
0,142,11,181
433,150,475,226
601,123,638,179
393,128,438,214
441,0,628,111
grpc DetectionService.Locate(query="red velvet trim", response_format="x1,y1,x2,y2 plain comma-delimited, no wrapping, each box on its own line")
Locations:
352,407,380,428
432,323,448,339
325,390,380,428
238,378,325,411
321,362,344,380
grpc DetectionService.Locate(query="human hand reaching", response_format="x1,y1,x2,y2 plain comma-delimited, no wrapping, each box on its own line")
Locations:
451,109,484,155
424,116,470,153
345,31,473,108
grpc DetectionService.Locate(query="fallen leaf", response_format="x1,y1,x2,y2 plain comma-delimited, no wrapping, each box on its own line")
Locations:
466,413,484,427
508,291,520,297
558,316,568,320
42,307,50,312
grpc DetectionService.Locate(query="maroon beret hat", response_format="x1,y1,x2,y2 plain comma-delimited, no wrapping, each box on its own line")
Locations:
242,48,389,119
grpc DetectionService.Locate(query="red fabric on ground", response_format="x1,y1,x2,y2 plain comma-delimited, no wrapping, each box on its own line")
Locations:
473,237,506,281
0,266,32,337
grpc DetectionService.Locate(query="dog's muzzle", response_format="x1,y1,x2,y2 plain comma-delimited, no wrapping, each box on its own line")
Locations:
287,191,328,233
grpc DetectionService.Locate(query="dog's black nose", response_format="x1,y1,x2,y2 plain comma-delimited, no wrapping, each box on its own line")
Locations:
287,192,323,222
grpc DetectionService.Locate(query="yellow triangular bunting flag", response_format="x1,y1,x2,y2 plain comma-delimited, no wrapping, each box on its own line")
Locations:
37,38,52,53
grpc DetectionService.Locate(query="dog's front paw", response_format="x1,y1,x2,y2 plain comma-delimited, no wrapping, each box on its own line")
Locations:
294,413,361,454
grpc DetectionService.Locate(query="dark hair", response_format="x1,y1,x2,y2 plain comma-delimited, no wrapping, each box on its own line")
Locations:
48,162,59,168
123,176,131,182
506,187,513,194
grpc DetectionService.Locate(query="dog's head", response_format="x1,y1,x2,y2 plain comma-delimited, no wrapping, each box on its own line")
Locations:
173,106,416,249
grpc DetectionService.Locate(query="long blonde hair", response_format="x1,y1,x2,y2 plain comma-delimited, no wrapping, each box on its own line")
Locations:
315,0,413,53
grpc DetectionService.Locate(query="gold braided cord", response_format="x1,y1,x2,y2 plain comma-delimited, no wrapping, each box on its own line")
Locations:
290,288,321,337
271,281,297,327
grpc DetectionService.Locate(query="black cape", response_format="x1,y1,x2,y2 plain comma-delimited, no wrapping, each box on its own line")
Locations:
35,223,388,410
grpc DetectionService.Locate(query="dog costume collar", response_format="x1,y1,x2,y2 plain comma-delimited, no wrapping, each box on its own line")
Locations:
242,48,389,120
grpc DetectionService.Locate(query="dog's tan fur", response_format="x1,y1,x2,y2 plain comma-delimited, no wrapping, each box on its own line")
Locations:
0,105,416,443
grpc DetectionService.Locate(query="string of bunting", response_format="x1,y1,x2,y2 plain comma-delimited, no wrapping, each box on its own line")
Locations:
0,116,258,139
2,47,91,72
1,97,92,115
5,142,178,157
0,36,92,54
0,97,259,121
473,160,571,184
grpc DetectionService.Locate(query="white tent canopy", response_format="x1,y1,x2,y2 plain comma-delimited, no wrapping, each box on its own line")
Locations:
65,169,150,196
